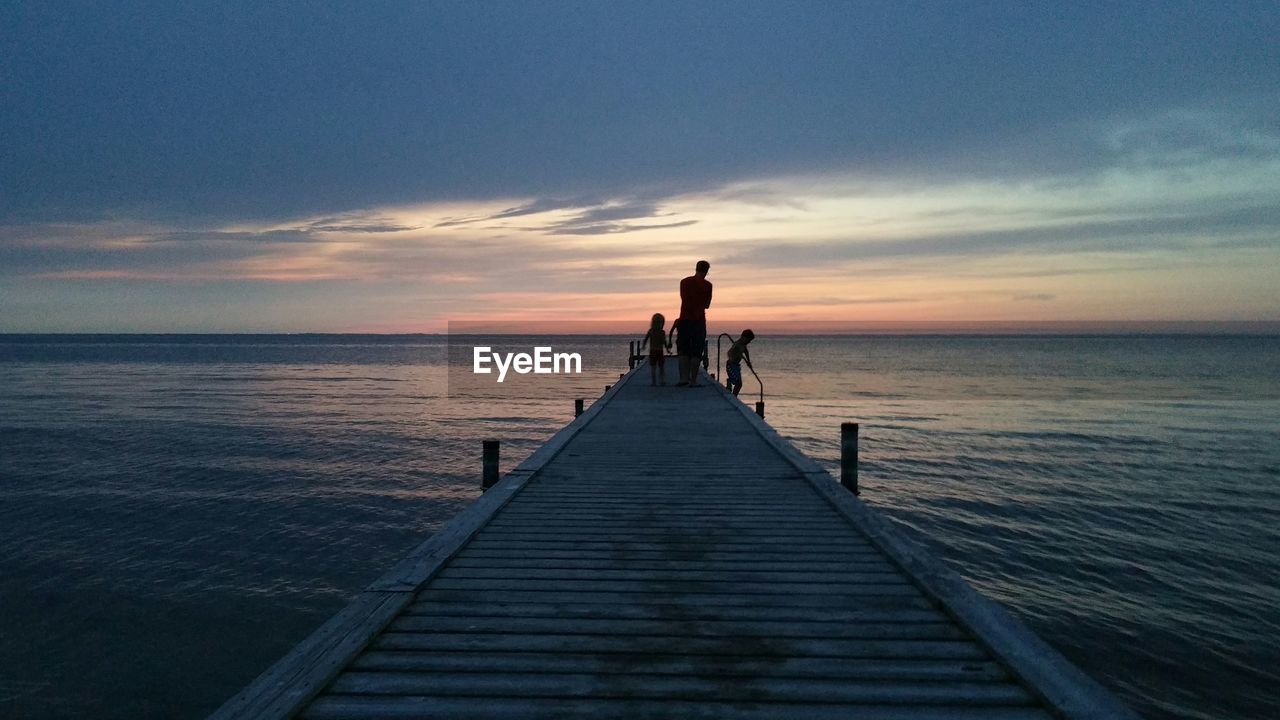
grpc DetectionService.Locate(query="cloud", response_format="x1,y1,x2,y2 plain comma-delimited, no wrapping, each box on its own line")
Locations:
147,230,322,244
4,122,1278,330
1102,107,1280,167
488,198,601,220
6,153,1278,293
720,202,1280,268
4,4,1278,224
539,202,700,235
569,203,665,224
301,215,421,233
553,219,699,236
425,197,699,236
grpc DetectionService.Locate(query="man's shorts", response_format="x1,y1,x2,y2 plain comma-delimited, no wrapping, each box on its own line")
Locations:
726,361,743,385
675,319,707,358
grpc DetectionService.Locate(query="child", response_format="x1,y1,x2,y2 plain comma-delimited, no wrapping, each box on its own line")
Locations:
639,313,672,385
725,329,755,396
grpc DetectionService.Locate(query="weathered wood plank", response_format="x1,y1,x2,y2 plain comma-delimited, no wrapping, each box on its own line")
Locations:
411,588,934,608
453,547,889,562
505,498,825,506
523,482,802,490
505,500,817,509
328,671,1034,705
435,567,907,584
404,616,960,641
349,651,1008,681
446,557,897,572
537,466,800,473
532,475,796,480
492,509,842,520
498,500,822,507
509,494,818,504
509,493,823,502
400,601,946,624
460,539,884,554
485,518,854,530
425,577,920,595
529,480,801,487
303,696,1055,720
480,525,858,536
536,475,796,480
498,505,830,514
372,632,989,659
388,616,965,640
499,499,824,507
470,530,869,542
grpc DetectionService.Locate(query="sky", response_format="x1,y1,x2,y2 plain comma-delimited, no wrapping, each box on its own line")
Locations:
2,1,1278,332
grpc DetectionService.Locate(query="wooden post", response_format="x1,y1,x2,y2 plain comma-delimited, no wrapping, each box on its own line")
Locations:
755,400,765,418
629,341,636,369
482,440,500,491
841,423,859,495
605,384,611,392
574,398,584,417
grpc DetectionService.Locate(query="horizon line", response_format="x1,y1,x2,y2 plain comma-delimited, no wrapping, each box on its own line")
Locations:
4,320,1280,338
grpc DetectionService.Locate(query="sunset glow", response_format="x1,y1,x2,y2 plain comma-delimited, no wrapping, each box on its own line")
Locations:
2,4,1277,332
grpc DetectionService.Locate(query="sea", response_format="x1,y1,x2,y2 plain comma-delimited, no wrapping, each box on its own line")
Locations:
1,333,1277,719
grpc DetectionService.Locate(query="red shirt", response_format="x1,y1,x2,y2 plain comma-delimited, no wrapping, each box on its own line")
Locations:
679,275,713,322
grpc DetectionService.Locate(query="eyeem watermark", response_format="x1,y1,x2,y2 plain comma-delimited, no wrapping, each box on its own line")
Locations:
447,321,633,398
472,346,582,383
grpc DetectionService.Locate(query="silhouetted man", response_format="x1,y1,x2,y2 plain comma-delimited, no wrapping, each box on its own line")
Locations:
674,260,712,386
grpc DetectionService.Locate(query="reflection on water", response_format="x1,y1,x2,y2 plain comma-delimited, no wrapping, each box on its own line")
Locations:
1,334,1278,719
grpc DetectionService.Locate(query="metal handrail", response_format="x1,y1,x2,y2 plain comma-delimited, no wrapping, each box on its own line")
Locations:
715,333,729,385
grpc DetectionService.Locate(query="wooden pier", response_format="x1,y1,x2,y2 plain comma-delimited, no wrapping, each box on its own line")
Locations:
211,360,1137,719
